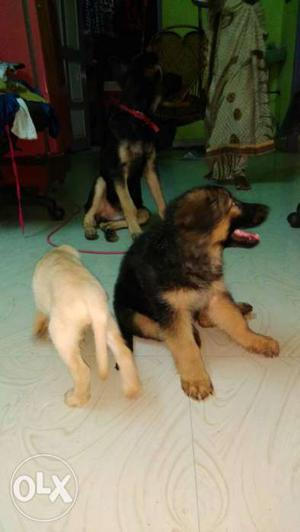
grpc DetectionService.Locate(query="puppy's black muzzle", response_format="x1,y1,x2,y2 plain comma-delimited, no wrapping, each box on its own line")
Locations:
226,201,269,248
235,202,269,229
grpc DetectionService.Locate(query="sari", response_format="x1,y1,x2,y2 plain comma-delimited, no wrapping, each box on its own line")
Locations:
205,0,274,186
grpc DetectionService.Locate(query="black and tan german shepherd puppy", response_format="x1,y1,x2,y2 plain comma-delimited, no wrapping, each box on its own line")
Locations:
114,186,280,400
83,52,166,242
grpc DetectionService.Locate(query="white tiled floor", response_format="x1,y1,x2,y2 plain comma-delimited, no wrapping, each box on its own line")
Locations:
1,150,300,531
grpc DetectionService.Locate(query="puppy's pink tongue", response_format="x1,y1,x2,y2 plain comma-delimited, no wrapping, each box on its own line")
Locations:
232,229,260,243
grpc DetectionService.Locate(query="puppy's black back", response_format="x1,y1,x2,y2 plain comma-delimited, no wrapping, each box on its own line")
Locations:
113,220,178,346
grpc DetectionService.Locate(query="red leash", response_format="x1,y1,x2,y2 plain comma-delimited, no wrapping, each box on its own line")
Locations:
46,206,126,255
4,126,125,254
5,125,25,233
113,100,160,134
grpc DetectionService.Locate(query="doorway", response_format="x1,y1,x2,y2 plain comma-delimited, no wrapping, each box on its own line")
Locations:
55,0,160,150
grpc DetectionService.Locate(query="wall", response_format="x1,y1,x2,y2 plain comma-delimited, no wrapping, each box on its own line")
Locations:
278,0,299,122
263,0,299,123
162,0,298,142
262,0,283,43
262,0,284,121
162,0,199,28
162,0,204,142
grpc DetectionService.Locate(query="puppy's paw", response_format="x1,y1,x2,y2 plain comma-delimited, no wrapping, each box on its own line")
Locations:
237,302,253,317
249,335,280,358
64,389,91,407
181,374,214,401
84,230,98,240
104,229,119,242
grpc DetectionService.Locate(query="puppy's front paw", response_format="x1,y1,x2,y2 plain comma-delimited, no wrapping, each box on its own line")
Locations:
181,374,214,401
85,230,98,240
64,389,91,407
249,335,279,358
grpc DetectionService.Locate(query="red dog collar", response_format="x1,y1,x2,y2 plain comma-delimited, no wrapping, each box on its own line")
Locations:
117,102,160,134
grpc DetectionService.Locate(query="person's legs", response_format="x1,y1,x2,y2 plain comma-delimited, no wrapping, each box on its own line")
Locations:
232,154,250,190
205,1,273,191
206,153,250,190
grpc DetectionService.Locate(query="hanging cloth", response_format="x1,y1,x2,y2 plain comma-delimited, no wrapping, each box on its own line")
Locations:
11,98,37,140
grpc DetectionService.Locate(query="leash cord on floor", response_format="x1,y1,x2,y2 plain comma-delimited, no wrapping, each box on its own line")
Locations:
46,205,126,255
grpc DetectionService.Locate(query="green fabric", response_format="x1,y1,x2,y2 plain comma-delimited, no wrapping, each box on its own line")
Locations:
0,80,47,103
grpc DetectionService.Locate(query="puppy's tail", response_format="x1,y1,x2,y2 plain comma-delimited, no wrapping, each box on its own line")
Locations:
88,296,109,380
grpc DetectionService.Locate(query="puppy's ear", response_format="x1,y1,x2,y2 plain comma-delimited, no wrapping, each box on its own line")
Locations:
174,190,223,232
108,57,129,87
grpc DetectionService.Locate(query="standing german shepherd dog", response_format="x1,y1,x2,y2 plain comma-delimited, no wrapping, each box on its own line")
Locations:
114,186,280,400
83,52,166,242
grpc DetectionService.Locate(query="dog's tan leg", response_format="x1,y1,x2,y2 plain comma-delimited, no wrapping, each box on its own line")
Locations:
99,208,150,233
198,302,253,328
164,310,213,400
84,177,106,240
107,317,141,398
49,319,91,407
133,312,163,340
33,311,48,337
114,183,142,238
144,151,166,218
207,293,279,357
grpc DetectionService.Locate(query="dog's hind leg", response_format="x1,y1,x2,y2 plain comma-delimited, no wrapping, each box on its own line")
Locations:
207,292,279,357
144,151,166,218
33,311,48,337
107,316,141,398
236,302,253,319
83,177,106,240
99,208,150,241
49,318,91,407
132,312,163,341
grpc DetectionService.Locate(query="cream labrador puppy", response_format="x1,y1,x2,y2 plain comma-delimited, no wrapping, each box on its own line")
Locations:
32,245,141,406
